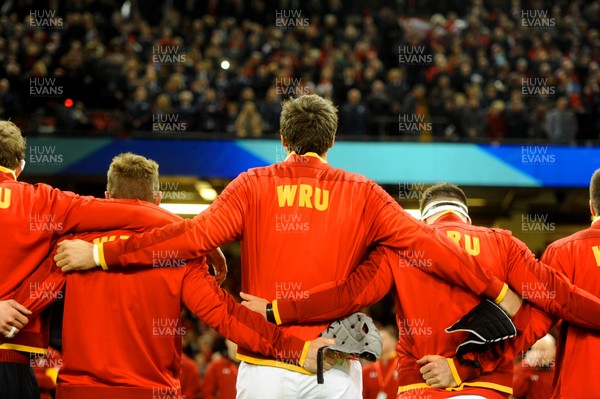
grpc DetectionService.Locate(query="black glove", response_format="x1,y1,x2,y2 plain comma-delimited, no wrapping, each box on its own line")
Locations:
446,299,517,360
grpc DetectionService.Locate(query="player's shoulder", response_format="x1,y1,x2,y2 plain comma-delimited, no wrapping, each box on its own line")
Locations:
546,226,599,251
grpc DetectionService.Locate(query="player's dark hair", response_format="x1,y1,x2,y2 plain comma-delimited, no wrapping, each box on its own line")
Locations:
0,121,26,169
107,152,159,202
590,169,600,214
420,183,468,213
280,95,337,156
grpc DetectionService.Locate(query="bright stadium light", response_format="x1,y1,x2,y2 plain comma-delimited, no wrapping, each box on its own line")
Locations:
159,203,210,215
195,181,218,201
220,60,230,70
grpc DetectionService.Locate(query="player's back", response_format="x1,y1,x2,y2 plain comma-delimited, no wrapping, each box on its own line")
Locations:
57,229,195,399
391,213,514,396
236,154,398,366
541,222,600,399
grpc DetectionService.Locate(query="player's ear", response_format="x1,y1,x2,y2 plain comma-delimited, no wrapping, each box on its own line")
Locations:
280,135,287,149
328,136,335,149
14,159,25,178
154,191,162,206
104,191,111,199
590,200,596,217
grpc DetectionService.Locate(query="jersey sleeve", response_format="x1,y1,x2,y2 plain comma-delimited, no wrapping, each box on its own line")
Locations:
46,186,176,233
505,236,600,330
366,184,505,301
99,173,250,269
274,246,394,324
11,240,68,315
181,260,309,366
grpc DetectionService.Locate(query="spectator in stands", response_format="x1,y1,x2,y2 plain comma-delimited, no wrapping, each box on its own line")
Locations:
235,101,263,137
486,100,506,144
460,97,486,140
198,88,224,133
340,88,369,136
126,86,152,131
505,96,531,141
259,87,281,135
0,79,16,120
176,90,198,131
545,97,577,144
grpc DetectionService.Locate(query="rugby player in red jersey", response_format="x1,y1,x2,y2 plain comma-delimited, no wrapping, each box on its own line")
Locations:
540,168,600,399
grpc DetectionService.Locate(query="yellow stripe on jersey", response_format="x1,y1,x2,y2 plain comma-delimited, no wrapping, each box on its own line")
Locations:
447,357,462,386
298,341,311,371
494,283,509,304
98,242,108,270
272,300,282,325
0,343,47,355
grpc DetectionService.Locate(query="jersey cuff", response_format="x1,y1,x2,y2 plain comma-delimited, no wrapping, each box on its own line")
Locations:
494,283,509,304
447,357,463,386
450,356,481,384
299,341,311,368
96,243,108,270
272,300,283,325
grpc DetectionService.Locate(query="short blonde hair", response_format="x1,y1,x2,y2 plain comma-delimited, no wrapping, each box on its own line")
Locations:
0,121,26,169
106,152,159,202
280,95,337,156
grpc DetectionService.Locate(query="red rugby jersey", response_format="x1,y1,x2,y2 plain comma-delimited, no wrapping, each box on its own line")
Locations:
95,153,505,372
201,356,239,399
362,355,399,399
541,220,600,399
0,166,178,356
274,213,600,396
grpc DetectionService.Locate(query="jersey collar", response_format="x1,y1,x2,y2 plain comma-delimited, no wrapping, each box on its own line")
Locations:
0,165,16,181
284,151,328,164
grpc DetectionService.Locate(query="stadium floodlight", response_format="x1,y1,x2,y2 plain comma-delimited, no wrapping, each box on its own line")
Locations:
220,60,230,70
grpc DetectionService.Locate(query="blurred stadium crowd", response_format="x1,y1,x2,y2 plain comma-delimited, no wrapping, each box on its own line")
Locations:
1,0,600,143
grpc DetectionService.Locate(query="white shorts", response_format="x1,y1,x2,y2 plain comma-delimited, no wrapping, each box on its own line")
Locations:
236,359,362,399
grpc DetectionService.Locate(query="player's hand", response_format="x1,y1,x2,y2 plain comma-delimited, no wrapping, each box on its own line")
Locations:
0,300,31,338
497,288,522,317
207,247,227,286
417,355,458,388
54,240,96,272
240,292,268,319
302,337,337,373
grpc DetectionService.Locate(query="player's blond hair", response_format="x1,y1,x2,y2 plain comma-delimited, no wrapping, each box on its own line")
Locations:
0,120,26,169
107,152,159,202
280,94,337,156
